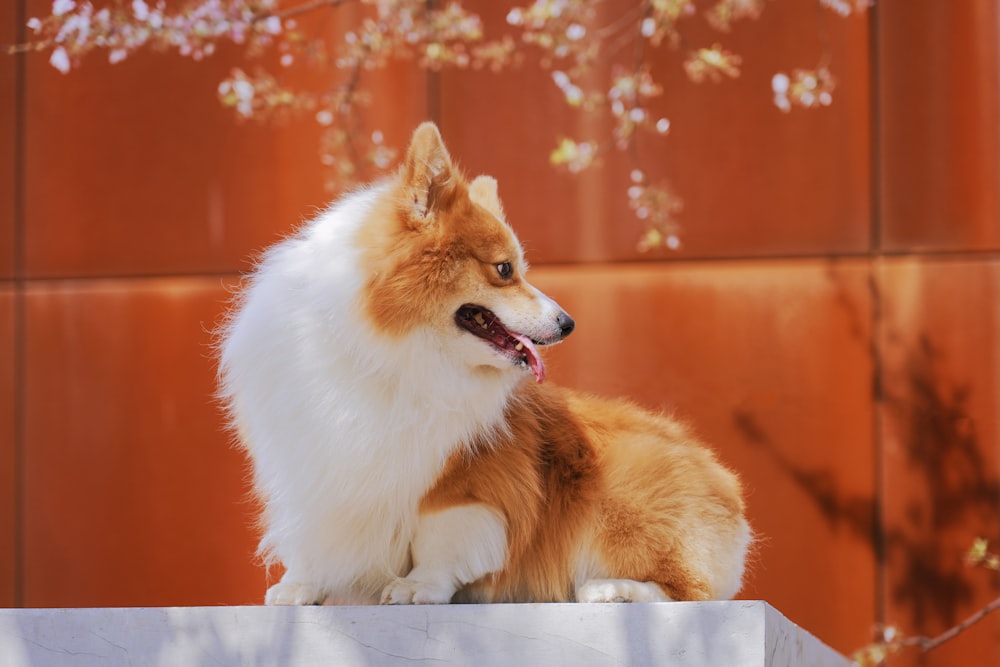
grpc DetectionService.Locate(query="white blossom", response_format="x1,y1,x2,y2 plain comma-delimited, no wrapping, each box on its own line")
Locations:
771,73,790,95
563,85,583,105
232,79,254,99
57,12,92,45
820,0,852,17
132,0,149,21
49,46,70,73
52,0,76,17
263,16,282,35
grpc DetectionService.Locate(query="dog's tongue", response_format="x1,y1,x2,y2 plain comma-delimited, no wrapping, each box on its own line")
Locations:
512,332,545,383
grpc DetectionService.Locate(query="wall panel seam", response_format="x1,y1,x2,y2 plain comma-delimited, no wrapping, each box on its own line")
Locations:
865,0,885,634
12,0,26,608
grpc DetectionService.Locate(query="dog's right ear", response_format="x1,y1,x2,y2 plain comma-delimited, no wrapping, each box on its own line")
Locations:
469,176,505,220
401,122,459,227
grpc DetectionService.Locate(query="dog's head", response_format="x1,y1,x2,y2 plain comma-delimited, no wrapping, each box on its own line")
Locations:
359,122,574,383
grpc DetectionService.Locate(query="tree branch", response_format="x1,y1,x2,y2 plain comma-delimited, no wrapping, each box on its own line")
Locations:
256,0,358,23
900,594,1000,654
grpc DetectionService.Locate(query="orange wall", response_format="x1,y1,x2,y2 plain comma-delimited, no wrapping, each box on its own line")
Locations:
2,1,999,664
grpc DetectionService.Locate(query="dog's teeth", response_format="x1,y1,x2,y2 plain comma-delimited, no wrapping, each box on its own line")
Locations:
474,313,485,325
515,342,524,351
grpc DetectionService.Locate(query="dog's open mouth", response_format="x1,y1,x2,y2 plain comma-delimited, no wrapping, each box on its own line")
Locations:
455,304,546,383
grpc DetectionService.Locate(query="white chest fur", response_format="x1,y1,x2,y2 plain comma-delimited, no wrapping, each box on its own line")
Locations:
219,186,517,598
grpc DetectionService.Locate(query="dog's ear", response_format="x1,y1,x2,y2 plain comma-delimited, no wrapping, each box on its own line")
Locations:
401,122,459,226
469,176,505,220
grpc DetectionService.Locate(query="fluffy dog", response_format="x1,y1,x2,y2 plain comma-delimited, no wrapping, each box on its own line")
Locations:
218,122,751,605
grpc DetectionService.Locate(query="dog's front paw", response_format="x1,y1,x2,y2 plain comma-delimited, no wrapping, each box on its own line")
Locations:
380,578,453,605
576,579,671,603
265,581,325,606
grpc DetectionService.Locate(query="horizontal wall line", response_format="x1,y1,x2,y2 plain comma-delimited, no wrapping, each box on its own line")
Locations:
2,247,1000,286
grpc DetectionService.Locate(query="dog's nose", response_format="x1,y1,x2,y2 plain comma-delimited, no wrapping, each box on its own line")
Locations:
557,311,575,338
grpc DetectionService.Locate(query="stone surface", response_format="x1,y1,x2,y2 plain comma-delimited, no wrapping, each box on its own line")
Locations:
0,601,851,667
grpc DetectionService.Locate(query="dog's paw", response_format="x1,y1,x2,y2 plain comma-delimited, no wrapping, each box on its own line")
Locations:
265,581,325,606
380,578,453,605
575,579,671,603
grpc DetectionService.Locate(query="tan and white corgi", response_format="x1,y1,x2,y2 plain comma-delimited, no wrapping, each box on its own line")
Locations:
218,122,751,606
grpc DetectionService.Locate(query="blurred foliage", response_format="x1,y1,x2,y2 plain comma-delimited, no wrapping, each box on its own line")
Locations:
11,0,871,250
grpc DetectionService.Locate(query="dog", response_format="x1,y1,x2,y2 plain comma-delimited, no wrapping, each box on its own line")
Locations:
218,122,751,605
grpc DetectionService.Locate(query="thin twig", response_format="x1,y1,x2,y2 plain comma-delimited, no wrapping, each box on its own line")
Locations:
254,0,358,23
624,2,650,172
813,0,833,69
900,594,1000,653
595,1,650,41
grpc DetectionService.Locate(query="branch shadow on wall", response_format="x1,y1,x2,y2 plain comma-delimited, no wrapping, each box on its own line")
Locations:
879,333,1000,630
733,268,1000,630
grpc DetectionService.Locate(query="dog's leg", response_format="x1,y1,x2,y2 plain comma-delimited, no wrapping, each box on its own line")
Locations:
381,504,507,604
265,578,326,606
575,579,673,603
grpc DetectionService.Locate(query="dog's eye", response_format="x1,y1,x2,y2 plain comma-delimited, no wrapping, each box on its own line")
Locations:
495,262,513,280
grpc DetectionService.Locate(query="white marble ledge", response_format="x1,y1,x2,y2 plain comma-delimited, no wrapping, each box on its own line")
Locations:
0,600,853,666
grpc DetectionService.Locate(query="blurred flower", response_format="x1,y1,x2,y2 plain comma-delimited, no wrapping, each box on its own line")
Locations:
218,67,311,120
549,137,597,173
629,179,683,252
684,44,742,83
49,45,70,73
316,109,333,126
706,0,766,31
643,0,697,47
14,0,870,243
608,65,664,147
131,0,148,21
820,0,872,17
552,70,585,106
772,66,835,112
52,0,76,17
965,537,1000,570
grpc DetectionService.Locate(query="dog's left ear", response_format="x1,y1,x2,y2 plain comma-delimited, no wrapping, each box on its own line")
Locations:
401,122,459,226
